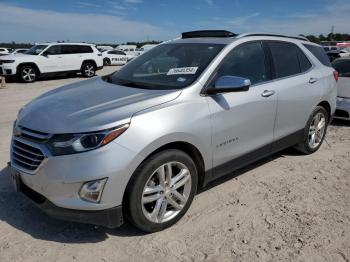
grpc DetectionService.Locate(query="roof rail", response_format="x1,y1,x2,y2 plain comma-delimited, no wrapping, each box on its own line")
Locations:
182,30,237,39
237,32,309,42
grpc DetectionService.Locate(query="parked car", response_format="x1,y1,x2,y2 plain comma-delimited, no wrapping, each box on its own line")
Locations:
12,48,30,55
102,50,128,66
323,46,341,62
332,57,350,120
96,45,114,52
0,47,13,56
0,43,103,82
9,30,337,232
138,44,158,55
339,49,350,57
116,44,138,59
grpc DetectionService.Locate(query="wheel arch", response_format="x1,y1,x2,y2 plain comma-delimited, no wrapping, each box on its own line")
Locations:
317,101,331,119
17,62,41,75
81,59,97,68
149,141,206,188
122,140,206,210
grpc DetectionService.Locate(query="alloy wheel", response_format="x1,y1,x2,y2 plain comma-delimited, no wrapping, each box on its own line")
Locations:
84,64,95,77
141,161,192,223
308,112,326,149
22,68,36,82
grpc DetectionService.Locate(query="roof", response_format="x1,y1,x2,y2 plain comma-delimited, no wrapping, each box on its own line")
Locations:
37,42,95,46
166,31,311,46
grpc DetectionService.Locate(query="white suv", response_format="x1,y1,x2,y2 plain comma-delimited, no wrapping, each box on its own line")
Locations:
0,43,103,83
0,47,13,55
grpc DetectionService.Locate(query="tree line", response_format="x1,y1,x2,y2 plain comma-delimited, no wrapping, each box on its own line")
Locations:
1,34,350,49
0,40,163,49
304,33,350,43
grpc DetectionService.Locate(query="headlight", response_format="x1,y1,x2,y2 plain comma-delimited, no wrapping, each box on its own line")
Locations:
1,60,15,63
47,124,129,156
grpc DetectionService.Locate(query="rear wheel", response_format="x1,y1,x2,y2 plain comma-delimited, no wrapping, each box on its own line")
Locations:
18,65,37,83
125,149,198,232
81,62,96,78
103,58,111,66
295,106,328,154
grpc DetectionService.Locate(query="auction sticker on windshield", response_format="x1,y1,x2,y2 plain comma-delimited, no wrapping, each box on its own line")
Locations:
167,67,198,75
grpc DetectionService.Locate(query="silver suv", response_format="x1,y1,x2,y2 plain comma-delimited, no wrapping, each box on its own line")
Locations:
10,31,337,232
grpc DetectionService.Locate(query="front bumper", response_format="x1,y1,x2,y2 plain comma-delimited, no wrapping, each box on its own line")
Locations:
10,135,144,211
0,64,16,75
334,97,350,120
10,164,123,228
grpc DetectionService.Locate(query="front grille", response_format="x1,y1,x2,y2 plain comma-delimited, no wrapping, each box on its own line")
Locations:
12,139,45,171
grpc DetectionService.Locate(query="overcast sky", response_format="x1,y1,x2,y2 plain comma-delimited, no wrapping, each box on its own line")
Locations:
1,0,350,43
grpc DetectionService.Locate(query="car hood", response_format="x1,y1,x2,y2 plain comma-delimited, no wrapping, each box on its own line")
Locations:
0,53,30,59
17,77,181,133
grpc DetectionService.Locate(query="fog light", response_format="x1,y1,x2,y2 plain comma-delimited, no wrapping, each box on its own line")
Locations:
79,178,107,203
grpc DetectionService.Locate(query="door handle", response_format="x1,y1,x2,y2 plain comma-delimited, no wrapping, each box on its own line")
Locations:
261,90,275,97
309,77,318,84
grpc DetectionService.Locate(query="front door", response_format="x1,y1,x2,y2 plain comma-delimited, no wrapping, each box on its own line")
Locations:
206,41,277,179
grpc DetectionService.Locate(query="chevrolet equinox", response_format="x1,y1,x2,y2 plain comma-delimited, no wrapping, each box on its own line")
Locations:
10,31,337,232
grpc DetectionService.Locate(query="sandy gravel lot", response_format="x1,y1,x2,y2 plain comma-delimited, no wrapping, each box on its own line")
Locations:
0,67,349,262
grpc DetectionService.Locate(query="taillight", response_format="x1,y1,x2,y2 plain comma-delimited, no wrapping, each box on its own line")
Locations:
333,70,339,82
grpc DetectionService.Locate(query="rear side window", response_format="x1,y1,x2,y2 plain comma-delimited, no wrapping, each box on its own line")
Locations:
296,48,312,72
216,41,268,85
78,45,93,53
267,42,300,78
303,44,331,67
61,45,75,54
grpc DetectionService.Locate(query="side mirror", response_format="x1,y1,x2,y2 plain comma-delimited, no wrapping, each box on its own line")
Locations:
42,51,50,57
206,76,251,95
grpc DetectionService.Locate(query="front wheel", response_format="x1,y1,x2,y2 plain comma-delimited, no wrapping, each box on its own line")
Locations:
125,150,198,232
81,62,96,78
294,106,329,154
18,65,37,83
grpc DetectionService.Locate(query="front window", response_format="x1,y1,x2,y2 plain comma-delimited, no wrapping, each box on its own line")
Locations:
216,41,268,85
24,45,48,55
105,43,224,90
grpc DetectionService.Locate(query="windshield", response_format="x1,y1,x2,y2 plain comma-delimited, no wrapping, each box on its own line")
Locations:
24,45,48,55
105,43,224,90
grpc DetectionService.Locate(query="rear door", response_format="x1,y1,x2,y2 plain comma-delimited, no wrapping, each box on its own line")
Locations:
61,45,78,71
207,41,277,179
266,41,323,142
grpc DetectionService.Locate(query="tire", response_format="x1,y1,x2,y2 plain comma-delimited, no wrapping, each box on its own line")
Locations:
294,106,329,154
125,149,198,232
17,65,37,83
81,62,96,78
103,58,111,66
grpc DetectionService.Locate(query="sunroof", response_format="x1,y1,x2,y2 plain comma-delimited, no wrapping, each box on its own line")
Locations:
182,30,237,39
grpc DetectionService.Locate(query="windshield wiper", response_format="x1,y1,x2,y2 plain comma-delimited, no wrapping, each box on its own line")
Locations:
112,77,152,89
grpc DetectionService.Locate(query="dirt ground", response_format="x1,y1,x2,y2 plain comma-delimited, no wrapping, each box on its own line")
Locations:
0,67,349,262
